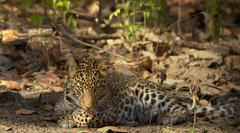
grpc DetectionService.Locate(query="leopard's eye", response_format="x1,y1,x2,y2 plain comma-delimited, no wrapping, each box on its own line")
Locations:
66,95,77,103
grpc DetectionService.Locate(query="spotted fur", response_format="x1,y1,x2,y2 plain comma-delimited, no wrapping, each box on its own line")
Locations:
55,57,239,128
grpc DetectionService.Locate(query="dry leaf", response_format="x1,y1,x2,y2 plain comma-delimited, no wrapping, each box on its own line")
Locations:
141,56,153,72
183,48,218,59
142,71,152,79
0,80,21,91
199,99,210,106
0,71,21,80
97,126,127,133
15,108,35,115
225,56,240,71
37,73,61,85
200,84,228,96
52,86,64,92
222,27,232,36
36,73,61,89
0,124,12,131
140,51,156,60
165,79,185,86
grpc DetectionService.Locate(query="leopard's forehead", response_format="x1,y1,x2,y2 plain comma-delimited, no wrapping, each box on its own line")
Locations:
77,58,99,69
70,58,104,90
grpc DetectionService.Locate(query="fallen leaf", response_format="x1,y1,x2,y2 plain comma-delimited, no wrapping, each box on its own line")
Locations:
0,124,12,131
0,80,21,91
97,126,128,133
200,84,228,96
141,56,153,72
36,73,61,89
175,82,192,91
20,71,33,78
222,27,232,36
15,108,35,115
140,51,156,60
199,99,210,106
165,79,185,85
162,126,177,133
37,73,61,85
0,71,21,80
207,55,223,68
228,83,240,92
142,71,152,79
183,48,218,59
225,56,240,71
52,86,64,92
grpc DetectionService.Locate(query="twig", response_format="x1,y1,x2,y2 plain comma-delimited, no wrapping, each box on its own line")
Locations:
177,1,182,35
175,40,208,50
67,11,105,24
193,109,197,130
79,34,120,41
97,0,103,20
59,26,127,60
189,79,201,131
0,28,53,45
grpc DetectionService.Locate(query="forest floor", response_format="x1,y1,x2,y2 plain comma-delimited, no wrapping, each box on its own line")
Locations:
1,1,240,133
0,89,239,133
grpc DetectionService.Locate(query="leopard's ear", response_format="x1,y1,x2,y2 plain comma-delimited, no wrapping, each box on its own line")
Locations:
67,55,78,78
97,59,113,76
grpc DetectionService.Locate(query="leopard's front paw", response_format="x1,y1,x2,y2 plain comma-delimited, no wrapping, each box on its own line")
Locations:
58,114,77,128
72,109,94,127
157,114,190,125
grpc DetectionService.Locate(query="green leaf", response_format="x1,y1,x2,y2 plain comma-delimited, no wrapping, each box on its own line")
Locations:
67,15,77,28
56,0,70,11
31,14,44,26
143,11,151,18
41,0,53,9
109,8,121,20
122,1,131,10
145,1,154,7
18,0,32,11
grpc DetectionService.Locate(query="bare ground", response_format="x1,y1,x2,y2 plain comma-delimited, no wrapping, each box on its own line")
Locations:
0,90,239,133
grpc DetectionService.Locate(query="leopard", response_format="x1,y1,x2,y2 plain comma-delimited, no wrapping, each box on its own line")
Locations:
55,56,240,128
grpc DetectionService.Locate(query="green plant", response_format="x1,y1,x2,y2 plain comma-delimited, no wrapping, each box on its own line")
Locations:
14,0,77,27
206,0,225,43
112,23,143,36
109,0,168,36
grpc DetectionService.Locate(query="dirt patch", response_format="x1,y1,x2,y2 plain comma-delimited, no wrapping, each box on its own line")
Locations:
0,90,239,133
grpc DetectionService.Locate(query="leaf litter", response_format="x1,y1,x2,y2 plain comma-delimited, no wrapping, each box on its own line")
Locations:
0,1,240,133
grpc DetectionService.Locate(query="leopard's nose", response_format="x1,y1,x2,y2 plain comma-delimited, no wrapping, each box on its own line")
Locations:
82,88,94,109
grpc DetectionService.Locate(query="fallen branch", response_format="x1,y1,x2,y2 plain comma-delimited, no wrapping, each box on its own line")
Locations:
176,40,208,50
67,11,105,24
67,10,112,27
0,28,54,45
79,34,120,41
176,40,240,55
59,25,127,60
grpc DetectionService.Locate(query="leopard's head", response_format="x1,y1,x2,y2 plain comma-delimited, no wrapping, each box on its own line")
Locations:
66,55,107,113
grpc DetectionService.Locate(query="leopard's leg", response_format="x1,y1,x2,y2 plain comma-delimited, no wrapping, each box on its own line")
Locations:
157,102,191,125
157,111,191,125
58,113,76,128
72,108,116,128
55,94,79,128
139,93,191,125
137,108,189,125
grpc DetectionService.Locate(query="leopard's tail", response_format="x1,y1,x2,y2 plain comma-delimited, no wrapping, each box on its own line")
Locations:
195,105,240,120
182,100,240,121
